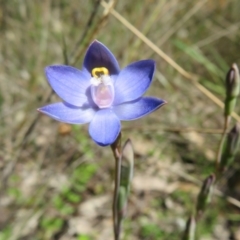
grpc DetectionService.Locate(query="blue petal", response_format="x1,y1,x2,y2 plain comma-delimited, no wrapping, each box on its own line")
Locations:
38,102,96,124
45,65,91,107
113,60,155,105
113,97,166,120
83,40,120,76
89,109,121,146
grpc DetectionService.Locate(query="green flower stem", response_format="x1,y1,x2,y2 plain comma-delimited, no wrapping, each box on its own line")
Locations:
111,133,122,240
219,123,240,171
182,215,196,240
216,115,231,176
113,155,122,240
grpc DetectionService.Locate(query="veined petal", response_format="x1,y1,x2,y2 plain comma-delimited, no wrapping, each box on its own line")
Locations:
89,109,121,146
114,60,155,105
113,97,166,120
83,40,120,75
38,102,96,124
45,65,91,107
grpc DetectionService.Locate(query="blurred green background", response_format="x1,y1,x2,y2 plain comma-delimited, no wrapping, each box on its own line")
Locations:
1,0,240,239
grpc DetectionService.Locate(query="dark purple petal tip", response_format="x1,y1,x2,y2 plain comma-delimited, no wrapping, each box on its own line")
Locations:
83,40,120,75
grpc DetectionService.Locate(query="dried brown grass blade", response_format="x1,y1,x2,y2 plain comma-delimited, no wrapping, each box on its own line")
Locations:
101,0,240,122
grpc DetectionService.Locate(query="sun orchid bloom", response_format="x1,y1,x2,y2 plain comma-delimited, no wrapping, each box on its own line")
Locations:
38,40,166,146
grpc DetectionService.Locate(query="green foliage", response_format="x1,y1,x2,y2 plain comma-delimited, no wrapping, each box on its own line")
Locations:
66,191,81,203
40,217,63,230
40,217,64,237
140,223,165,239
73,164,97,185
174,40,224,78
171,190,193,210
7,187,20,198
0,227,12,240
195,210,219,238
77,235,92,240
72,125,94,158
52,163,97,217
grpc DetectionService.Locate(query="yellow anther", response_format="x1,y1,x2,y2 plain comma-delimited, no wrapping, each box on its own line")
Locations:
92,67,109,78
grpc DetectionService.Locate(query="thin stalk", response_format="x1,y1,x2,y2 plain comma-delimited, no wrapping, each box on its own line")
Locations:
112,154,122,240
216,115,231,175
111,133,122,240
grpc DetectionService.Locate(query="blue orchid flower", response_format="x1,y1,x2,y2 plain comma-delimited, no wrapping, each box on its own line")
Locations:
38,40,166,146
